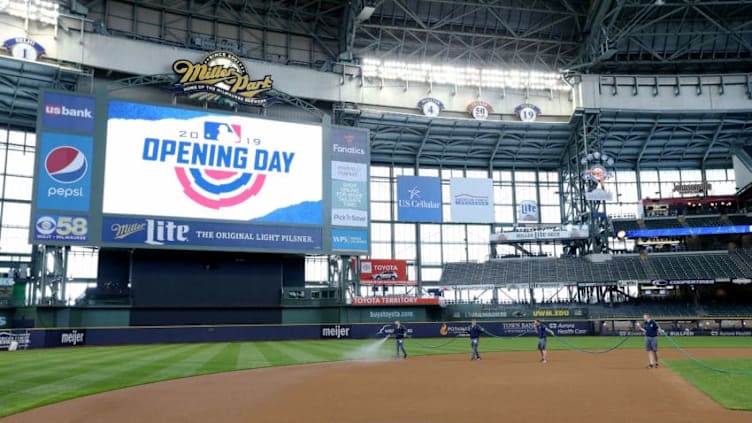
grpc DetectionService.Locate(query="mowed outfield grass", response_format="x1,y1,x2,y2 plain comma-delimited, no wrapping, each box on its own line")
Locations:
0,336,750,417
664,358,752,410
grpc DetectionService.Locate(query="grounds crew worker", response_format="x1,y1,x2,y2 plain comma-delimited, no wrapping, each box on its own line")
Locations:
394,320,408,359
638,313,663,368
535,319,554,364
467,319,485,360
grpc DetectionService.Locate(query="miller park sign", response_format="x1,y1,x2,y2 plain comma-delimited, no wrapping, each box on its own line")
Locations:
168,51,274,106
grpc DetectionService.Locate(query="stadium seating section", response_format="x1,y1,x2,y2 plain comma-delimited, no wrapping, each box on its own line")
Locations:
439,249,752,286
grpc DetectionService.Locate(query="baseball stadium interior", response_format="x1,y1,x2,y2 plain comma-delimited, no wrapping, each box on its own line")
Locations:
1,0,752,339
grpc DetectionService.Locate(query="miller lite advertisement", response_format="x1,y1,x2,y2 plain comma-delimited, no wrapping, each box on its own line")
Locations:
355,259,409,285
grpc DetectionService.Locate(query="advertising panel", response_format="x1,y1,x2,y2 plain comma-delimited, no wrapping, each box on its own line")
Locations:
320,325,352,339
45,329,87,347
35,132,93,212
518,200,539,222
331,228,369,252
103,100,323,224
33,214,89,242
397,175,442,222
626,226,752,238
0,330,33,350
102,216,322,251
330,127,369,230
350,296,440,306
491,225,589,242
449,177,494,223
41,92,96,133
357,259,408,283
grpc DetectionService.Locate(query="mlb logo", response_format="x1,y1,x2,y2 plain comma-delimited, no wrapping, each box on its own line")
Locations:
204,122,242,143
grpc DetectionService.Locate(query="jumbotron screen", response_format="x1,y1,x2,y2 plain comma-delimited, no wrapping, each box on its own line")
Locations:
30,91,370,255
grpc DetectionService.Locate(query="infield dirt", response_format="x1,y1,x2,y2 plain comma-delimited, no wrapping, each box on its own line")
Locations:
3,348,750,423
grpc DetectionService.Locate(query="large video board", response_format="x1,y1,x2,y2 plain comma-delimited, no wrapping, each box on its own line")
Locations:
30,91,370,255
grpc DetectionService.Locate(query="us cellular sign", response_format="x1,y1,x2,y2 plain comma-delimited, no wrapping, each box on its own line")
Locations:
397,175,442,222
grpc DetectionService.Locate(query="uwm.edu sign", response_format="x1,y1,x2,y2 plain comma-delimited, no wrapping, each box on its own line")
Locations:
351,296,440,306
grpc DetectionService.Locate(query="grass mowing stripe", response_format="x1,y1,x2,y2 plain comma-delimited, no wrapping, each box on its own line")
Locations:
266,341,330,364
288,340,357,361
665,358,752,410
253,341,320,366
245,342,292,366
235,342,272,369
194,343,241,375
0,344,198,400
0,346,158,377
0,344,202,417
144,343,230,381
0,344,179,394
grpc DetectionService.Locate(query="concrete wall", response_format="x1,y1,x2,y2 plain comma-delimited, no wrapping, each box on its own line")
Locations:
577,74,752,112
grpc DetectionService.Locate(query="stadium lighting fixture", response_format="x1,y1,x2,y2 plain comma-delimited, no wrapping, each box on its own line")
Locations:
361,58,571,91
0,0,59,25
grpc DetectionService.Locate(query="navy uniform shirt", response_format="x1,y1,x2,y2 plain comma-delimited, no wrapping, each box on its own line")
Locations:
644,320,659,337
536,323,548,338
468,325,484,339
394,325,406,339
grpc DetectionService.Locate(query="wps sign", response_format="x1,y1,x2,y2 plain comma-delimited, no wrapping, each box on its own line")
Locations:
103,100,322,224
449,177,494,223
357,259,408,284
397,175,442,222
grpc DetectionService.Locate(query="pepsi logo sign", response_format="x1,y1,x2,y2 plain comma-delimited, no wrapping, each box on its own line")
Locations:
45,146,88,184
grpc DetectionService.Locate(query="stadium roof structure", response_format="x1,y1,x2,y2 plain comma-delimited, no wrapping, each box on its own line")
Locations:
0,57,89,130
2,1,752,169
47,0,749,74
336,107,752,170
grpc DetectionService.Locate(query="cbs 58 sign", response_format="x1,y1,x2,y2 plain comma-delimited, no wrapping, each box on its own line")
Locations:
34,215,89,242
